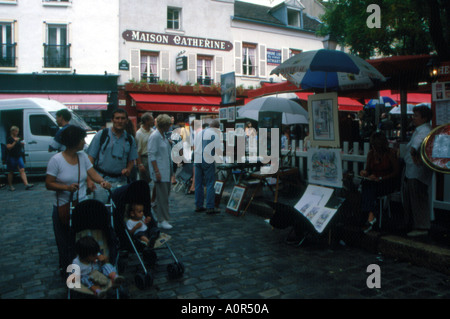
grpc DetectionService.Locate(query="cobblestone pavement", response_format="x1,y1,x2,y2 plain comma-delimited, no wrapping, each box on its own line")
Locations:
1,177,450,301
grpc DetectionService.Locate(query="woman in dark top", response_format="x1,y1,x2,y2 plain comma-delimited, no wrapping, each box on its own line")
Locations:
6,125,33,191
360,132,399,233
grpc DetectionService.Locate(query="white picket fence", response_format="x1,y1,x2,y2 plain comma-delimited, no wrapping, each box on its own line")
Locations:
281,140,450,215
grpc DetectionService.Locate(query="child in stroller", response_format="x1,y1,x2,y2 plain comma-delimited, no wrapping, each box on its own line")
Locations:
72,236,125,298
126,202,159,248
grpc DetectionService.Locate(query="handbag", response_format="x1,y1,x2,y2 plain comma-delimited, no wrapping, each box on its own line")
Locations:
57,154,80,225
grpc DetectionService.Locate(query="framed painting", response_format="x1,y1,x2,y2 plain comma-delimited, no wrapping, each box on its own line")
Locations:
214,180,225,207
308,92,340,148
226,185,246,216
219,107,228,121
228,106,236,123
307,147,343,188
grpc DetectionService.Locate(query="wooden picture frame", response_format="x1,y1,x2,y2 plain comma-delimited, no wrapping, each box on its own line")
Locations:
226,185,246,216
214,180,225,208
308,92,340,148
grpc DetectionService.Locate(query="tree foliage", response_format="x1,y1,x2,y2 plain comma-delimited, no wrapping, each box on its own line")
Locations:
318,0,450,60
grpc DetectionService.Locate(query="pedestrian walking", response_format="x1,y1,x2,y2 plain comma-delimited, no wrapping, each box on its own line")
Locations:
49,108,72,152
86,108,138,203
193,119,222,214
6,125,33,191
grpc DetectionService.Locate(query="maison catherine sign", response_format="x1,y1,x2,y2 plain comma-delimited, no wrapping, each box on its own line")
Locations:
122,30,233,51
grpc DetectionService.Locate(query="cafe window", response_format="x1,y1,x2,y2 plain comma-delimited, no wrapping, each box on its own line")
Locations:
242,43,256,76
197,55,213,85
289,49,302,58
0,22,16,68
167,7,181,30
44,23,70,68
141,51,159,83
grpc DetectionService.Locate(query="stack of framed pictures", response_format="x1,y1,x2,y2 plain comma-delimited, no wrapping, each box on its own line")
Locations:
214,180,225,208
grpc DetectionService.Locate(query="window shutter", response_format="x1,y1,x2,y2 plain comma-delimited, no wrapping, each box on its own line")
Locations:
215,56,223,84
188,53,196,84
160,50,170,81
130,49,140,81
282,48,289,63
234,41,242,75
259,44,267,77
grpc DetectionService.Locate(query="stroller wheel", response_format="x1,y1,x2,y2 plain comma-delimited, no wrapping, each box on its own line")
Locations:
135,272,153,290
167,262,185,279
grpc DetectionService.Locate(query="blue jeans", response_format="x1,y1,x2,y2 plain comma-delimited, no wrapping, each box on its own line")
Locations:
194,163,215,209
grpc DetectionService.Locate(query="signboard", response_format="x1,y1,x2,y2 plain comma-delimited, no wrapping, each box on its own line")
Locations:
267,49,282,65
221,72,236,106
119,59,129,70
176,56,187,71
122,30,233,51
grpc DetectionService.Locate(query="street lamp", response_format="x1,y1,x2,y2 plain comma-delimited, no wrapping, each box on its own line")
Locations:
322,34,337,50
427,56,440,82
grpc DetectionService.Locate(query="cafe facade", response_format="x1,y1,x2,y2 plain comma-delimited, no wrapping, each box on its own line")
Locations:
117,0,327,125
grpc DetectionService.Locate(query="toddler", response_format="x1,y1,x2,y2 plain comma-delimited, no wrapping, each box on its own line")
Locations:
72,236,125,297
126,203,154,246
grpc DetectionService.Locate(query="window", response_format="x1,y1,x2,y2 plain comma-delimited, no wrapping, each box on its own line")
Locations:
0,22,15,67
197,55,213,85
167,7,181,30
44,24,70,68
289,49,302,58
242,44,256,76
287,9,301,28
30,115,58,137
141,51,159,83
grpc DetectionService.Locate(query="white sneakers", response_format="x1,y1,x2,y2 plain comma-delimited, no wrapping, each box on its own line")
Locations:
158,221,173,230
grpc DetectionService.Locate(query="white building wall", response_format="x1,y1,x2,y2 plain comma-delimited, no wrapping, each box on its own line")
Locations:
118,0,234,86
118,0,325,89
0,0,119,75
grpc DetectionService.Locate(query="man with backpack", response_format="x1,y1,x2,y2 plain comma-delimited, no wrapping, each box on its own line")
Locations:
87,109,138,203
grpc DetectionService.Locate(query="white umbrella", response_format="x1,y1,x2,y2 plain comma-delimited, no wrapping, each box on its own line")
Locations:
238,97,309,125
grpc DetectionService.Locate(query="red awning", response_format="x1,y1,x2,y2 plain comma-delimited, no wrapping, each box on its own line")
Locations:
130,93,222,113
368,90,431,105
0,93,108,110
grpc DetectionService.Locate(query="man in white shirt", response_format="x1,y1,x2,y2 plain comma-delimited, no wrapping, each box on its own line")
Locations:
402,105,433,237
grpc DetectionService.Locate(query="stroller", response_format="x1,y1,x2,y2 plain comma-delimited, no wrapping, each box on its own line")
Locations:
66,194,125,299
111,180,184,290
173,162,194,194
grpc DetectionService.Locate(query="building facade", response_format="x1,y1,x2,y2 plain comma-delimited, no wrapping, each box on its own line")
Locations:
0,0,120,129
0,0,325,127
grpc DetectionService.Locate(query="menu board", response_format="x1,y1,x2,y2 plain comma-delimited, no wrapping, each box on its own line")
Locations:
421,124,450,174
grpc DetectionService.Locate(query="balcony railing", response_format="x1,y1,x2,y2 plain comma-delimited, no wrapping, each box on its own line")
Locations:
142,74,160,83
197,77,214,86
0,43,16,67
43,44,71,68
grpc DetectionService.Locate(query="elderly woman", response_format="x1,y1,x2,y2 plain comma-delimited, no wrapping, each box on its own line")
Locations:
6,126,33,191
46,125,111,271
148,114,174,230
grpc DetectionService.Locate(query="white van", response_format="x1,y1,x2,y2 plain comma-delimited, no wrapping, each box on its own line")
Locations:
0,98,96,175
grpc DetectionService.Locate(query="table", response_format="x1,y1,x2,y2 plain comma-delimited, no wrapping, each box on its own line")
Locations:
242,167,300,215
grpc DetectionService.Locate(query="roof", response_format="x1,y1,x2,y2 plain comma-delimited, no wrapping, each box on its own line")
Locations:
0,98,67,111
233,1,322,32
